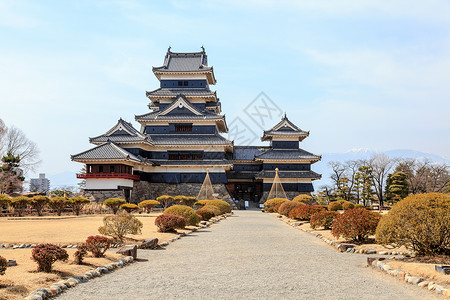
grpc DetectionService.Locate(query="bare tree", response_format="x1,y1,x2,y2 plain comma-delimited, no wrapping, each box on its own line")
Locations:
0,119,6,153
396,159,449,194
2,126,40,173
368,153,395,206
329,161,346,187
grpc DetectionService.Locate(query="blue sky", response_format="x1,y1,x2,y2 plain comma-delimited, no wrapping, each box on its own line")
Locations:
1,0,449,182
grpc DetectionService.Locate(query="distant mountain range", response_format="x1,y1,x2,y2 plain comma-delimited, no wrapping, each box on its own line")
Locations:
313,149,449,187
31,149,448,191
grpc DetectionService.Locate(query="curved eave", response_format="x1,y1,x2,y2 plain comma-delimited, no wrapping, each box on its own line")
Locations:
89,139,153,146
255,175,322,181
70,157,142,164
254,157,322,164
261,132,310,142
146,93,218,102
134,116,228,133
152,69,216,85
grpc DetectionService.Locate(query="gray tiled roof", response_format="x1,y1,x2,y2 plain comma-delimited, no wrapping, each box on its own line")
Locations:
233,146,269,160
71,142,141,161
153,48,211,72
90,119,150,144
255,149,321,161
136,95,224,121
146,88,216,98
256,170,321,179
151,160,232,166
149,134,232,145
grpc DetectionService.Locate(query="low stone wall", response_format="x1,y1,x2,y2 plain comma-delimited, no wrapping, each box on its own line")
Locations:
82,190,124,203
131,182,236,208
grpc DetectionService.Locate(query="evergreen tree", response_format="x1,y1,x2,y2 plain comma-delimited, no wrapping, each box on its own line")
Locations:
385,171,409,203
354,166,374,206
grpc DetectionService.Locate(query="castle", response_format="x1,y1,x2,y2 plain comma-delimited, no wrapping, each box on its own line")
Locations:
71,48,321,206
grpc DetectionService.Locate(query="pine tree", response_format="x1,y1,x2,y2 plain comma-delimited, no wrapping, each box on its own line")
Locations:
385,171,409,203
354,166,374,206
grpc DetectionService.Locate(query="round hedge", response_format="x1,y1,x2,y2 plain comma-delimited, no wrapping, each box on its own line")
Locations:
278,201,305,217
331,208,381,242
310,211,338,230
328,201,342,211
263,198,288,212
155,214,186,232
196,206,216,221
288,205,326,221
292,194,314,205
164,205,200,226
375,193,450,256
194,199,231,214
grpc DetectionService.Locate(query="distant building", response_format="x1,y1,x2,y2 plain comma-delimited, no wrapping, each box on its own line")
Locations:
30,173,50,194
71,47,321,205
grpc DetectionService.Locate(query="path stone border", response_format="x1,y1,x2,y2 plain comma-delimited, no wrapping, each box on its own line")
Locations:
22,212,232,299
24,256,135,300
368,258,450,298
274,214,413,256
271,213,450,298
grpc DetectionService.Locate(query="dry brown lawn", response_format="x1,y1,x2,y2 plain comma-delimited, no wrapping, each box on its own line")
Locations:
388,260,450,287
0,212,188,299
0,213,180,245
0,249,121,300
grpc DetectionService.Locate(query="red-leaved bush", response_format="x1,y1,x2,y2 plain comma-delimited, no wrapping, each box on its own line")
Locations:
331,208,381,242
288,205,326,221
310,211,339,230
85,235,111,258
32,244,69,272
73,244,88,264
196,207,216,221
278,201,305,216
0,256,7,275
155,214,186,232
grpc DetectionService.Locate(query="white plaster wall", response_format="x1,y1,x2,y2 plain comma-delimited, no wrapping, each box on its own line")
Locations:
85,178,134,190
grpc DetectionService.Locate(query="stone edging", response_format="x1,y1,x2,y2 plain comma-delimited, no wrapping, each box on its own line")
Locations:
24,256,135,300
368,258,450,298
23,212,232,299
276,214,413,256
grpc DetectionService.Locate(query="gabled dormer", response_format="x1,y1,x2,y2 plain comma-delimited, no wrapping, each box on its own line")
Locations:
89,119,151,145
261,114,309,149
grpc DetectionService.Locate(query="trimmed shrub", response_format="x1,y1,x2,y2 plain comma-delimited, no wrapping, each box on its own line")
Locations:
120,203,138,213
157,195,173,209
310,211,338,230
293,194,315,205
203,205,221,216
278,201,305,217
342,201,355,210
31,244,69,272
0,194,11,209
375,193,450,256
98,213,143,241
138,200,160,213
10,196,29,217
163,205,200,226
69,196,90,216
354,204,364,208
331,208,381,242
85,235,111,257
103,198,126,214
288,205,326,221
174,196,197,207
263,198,288,212
0,256,6,275
31,195,50,216
155,214,186,232
194,199,231,214
49,197,68,216
73,244,88,265
328,201,342,211
196,207,216,221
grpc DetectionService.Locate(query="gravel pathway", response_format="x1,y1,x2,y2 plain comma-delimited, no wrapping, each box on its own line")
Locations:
56,210,439,300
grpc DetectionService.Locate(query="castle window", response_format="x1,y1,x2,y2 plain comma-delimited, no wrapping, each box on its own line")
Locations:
184,81,188,86
175,124,192,132
178,81,183,86
110,165,115,173
99,165,104,173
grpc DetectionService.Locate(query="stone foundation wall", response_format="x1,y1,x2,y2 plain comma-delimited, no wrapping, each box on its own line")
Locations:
82,190,124,203
131,182,236,208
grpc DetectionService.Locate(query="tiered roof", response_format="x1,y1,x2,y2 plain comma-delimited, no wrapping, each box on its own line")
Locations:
71,141,141,162
261,114,309,142
136,95,228,132
152,47,216,84
255,149,321,162
90,118,151,145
